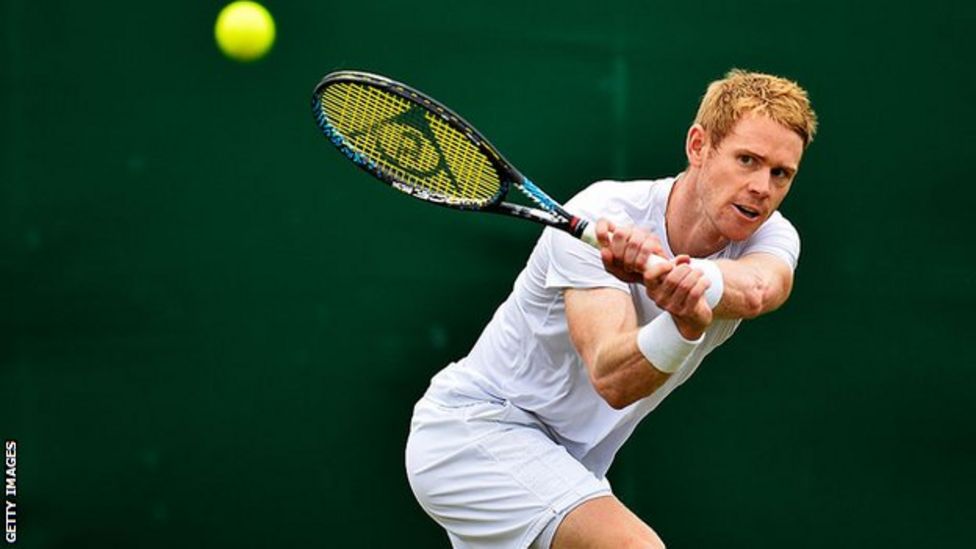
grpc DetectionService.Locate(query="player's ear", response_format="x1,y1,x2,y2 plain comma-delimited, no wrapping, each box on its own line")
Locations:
686,124,708,167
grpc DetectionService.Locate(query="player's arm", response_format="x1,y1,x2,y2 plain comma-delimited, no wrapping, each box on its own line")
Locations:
565,288,670,409
712,253,793,319
565,288,665,410
565,265,712,410
594,219,794,321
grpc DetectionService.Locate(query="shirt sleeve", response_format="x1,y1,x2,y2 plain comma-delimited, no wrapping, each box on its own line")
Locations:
738,212,801,270
544,229,630,291
544,181,632,291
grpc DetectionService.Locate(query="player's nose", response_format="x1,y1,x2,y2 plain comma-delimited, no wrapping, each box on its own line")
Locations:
746,172,771,197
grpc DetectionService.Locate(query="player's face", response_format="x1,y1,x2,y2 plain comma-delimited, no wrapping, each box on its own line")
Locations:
696,113,805,242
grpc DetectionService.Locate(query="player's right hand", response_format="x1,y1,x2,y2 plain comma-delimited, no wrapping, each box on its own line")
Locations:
595,219,668,284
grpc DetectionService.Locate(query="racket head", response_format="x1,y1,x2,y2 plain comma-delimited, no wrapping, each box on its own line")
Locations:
311,71,522,210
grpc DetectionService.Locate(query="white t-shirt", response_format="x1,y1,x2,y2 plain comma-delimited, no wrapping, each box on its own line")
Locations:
425,176,801,477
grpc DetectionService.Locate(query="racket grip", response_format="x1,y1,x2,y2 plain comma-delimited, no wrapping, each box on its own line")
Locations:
579,223,667,268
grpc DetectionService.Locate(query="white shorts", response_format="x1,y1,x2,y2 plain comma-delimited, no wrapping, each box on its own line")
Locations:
405,393,612,549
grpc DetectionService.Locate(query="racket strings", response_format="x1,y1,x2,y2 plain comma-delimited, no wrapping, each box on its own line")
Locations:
320,82,502,207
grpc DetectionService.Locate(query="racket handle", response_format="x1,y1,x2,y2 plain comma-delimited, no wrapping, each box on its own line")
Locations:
579,223,667,268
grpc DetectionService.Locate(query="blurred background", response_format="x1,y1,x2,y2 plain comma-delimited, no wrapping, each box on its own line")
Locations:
2,0,974,547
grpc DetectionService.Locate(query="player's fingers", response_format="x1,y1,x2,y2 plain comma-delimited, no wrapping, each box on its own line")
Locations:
595,219,609,246
611,226,636,266
623,231,647,271
649,263,689,308
596,219,615,247
670,267,703,309
674,254,691,266
660,264,692,295
688,275,711,304
682,299,714,332
634,235,662,271
642,257,673,285
600,246,638,282
648,234,665,257
695,300,714,326
679,275,711,315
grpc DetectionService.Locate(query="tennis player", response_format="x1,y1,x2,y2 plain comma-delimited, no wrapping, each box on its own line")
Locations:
405,69,817,548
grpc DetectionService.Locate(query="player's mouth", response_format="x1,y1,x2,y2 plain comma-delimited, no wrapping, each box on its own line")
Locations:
733,203,762,221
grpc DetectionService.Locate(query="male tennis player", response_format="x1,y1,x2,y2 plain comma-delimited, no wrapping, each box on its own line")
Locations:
406,69,817,548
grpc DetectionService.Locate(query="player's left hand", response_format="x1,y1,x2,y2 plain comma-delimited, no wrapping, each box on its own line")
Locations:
595,219,668,284
643,255,713,338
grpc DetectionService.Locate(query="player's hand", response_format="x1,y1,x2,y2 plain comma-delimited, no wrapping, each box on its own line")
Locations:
643,255,713,339
595,219,668,284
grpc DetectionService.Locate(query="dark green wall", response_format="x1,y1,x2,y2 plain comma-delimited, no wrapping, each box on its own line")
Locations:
2,0,974,547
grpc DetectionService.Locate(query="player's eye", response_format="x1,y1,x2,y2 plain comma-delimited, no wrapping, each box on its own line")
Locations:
771,168,785,177
737,154,754,166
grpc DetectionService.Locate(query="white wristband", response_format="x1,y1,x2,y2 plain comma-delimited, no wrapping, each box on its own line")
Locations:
689,258,724,309
636,314,704,374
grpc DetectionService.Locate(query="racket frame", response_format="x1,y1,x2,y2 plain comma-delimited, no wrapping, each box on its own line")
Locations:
311,70,590,238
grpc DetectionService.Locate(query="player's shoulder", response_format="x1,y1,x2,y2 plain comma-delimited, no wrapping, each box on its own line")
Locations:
727,209,802,267
573,178,668,202
753,210,800,240
566,177,675,222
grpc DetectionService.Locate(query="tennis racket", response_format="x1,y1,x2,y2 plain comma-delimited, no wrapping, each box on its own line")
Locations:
310,70,664,263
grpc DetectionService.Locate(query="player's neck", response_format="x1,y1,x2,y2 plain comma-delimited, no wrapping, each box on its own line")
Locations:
666,172,729,258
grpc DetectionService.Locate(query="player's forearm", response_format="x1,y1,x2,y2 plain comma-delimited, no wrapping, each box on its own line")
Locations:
567,287,697,410
712,258,790,319
589,329,671,409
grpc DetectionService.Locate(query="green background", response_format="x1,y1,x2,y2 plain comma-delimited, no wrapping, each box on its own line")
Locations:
2,0,974,547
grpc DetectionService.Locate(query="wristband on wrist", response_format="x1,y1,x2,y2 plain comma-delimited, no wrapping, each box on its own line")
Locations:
689,258,724,309
636,314,704,374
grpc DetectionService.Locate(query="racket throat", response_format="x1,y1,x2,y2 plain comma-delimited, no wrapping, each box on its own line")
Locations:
492,202,564,227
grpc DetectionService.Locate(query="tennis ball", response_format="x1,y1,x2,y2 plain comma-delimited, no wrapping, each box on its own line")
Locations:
214,2,276,62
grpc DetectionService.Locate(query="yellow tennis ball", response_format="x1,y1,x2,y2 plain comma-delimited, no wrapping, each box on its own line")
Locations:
214,2,276,62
